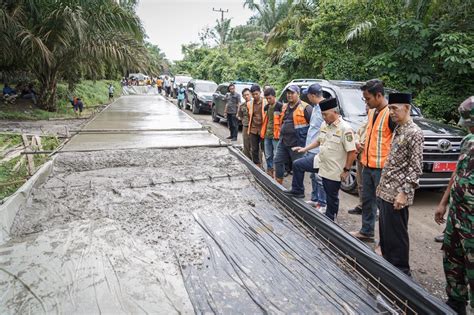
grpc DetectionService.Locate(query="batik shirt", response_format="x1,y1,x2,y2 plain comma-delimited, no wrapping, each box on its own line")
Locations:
377,119,424,206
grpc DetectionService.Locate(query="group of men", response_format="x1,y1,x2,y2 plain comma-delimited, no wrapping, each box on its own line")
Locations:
224,79,473,314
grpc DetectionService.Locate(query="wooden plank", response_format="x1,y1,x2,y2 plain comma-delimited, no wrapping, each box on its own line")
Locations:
21,134,35,175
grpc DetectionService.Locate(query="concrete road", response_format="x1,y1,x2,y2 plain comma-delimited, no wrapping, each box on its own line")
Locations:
174,98,447,299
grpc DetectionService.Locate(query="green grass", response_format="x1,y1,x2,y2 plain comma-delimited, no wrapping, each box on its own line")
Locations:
0,80,122,120
0,135,60,200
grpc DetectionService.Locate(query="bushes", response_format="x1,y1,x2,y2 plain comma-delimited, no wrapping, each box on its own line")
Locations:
0,80,121,120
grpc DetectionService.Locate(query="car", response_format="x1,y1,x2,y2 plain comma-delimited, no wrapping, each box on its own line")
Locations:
172,75,192,98
185,79,218,114
211,81,255,123
278,79,466,194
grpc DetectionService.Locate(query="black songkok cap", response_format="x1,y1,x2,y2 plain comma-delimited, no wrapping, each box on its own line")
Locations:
319,97,337,111
388,93,412,105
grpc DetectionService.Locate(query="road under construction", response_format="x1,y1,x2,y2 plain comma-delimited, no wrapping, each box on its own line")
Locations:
0,91,453,314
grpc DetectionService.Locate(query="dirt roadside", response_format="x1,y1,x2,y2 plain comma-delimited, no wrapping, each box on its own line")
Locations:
177,99,447,301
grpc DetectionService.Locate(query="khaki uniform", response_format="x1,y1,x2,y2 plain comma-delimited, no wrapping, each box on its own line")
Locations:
315,117,356,181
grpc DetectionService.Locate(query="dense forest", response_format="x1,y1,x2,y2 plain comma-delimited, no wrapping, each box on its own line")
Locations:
172,0,473,123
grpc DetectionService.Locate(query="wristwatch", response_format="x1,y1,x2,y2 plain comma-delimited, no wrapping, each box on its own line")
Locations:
398,183,413,194
343,167,350,172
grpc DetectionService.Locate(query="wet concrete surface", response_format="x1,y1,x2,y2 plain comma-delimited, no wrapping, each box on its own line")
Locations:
6,147,385,314
64,95,221,151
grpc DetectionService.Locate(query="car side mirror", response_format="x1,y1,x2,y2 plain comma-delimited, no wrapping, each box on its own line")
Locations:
188,87,194,92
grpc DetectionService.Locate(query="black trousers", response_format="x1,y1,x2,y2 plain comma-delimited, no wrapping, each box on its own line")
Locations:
227,114,238,139
322,178,341,221
249,133,261,164
377,197,411,276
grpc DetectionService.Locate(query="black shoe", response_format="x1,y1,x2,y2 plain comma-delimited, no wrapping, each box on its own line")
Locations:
226,136,233,139
447,298,467,315
434,234,445,243
284,190,305,198
348,206,362,215
231,138,237,141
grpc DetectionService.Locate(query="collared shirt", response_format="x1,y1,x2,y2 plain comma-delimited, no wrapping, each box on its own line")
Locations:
305,103,323,154
315,117,356,182
225,92,241,114
376,119,424,206
250,98,263,135
237,101,250,127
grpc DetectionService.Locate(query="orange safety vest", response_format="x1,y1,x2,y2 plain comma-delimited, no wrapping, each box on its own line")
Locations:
260,102,282,140
247,98,267,135
361,106,393,168
276,101,310,146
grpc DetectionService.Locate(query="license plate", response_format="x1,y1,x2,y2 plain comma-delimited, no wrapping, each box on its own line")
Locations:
433,162,457,172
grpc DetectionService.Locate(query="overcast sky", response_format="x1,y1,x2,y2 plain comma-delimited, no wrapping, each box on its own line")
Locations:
136,0,254,62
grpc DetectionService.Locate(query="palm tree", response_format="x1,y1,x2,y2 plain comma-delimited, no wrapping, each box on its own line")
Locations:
0,0,148,111
243,0,295,38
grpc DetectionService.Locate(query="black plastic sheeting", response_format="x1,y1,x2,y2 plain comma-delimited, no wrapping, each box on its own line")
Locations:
228,146,454,315
182,186,391,314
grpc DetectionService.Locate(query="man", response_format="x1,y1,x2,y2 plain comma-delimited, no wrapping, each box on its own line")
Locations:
261,87,283,177
351,79,396,241
157,77,163,94
273,85,312,184
247,84,266,166
375,93,423,276
288,98,356,221
435,97,473,315
303,84,327,211
224,83,241,141
108,83,114,100
237,88,252,159
2,83,17,103
348,104,369,215
164,76,171,97
177,83,186,109
74,97,84,116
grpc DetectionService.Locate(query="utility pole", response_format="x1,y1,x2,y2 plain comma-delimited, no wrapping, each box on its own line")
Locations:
212,7,229,22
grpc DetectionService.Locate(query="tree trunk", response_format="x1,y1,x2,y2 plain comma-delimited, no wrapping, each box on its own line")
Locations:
37,73,58,112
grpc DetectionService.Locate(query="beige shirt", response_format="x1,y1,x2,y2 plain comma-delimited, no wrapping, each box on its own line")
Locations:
315,117,356,182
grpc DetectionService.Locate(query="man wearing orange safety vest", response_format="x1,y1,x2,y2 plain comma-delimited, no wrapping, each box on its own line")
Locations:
273,85,312,184
247,84,267,166
351,79,397,241
261,87,283,177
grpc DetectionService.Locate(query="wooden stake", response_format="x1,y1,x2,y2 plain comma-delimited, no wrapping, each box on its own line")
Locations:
21,134,35,175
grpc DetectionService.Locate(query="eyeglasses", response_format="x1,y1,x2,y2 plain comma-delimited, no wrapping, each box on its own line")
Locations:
361,97,368,102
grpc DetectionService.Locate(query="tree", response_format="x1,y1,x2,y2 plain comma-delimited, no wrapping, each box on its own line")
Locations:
0,0,149,111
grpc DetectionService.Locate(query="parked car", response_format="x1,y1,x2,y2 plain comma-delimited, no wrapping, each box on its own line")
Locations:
211,81,255,123
278,79,466,194
186,79,218,114
172,75,192,98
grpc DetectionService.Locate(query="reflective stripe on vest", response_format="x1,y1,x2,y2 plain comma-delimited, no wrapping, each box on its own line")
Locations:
280,101,310,129
361,107,392,168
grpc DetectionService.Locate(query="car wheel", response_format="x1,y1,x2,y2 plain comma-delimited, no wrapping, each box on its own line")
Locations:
211,105,220,122
340,168,358,195
192,98,200,114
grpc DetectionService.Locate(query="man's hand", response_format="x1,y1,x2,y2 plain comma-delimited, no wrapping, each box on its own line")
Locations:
356,142,364,153
292,146,305,153
340,171,349,181
224,112,227,118
434,203,448,225
394,192,407,210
